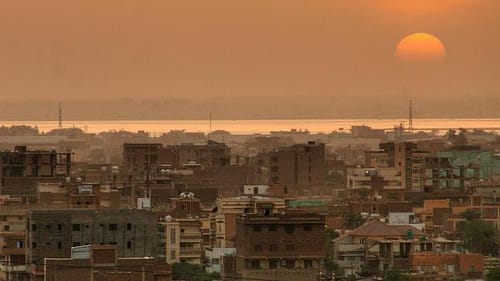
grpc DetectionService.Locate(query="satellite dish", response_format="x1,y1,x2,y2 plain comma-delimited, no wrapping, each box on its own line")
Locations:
65,177,71,183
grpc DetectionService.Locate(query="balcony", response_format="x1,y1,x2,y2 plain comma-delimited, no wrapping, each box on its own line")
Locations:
0,263,26,272
180,248,201,256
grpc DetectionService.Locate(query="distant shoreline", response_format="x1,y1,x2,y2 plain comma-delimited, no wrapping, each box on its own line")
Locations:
1,119,499,135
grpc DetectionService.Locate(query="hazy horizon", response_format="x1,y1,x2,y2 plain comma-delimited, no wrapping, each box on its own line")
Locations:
1,1,499,119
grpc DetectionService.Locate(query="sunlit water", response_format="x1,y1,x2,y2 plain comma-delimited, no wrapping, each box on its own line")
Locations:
1,119,499,135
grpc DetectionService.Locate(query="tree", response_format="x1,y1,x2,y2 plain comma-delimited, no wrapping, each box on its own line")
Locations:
344,211,365,229
172,263,220,281
461,219,499,256
486,267,500,281
384,269,412,281
462,209,480,221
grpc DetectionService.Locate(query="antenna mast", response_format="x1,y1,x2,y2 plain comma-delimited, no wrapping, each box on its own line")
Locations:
58,102,63,129
208,112,212,141
408,99,413,133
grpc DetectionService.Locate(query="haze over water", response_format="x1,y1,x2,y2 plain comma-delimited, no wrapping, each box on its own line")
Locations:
3,119,500,135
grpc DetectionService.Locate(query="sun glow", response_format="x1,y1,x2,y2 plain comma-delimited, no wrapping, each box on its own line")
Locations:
395,33,446,64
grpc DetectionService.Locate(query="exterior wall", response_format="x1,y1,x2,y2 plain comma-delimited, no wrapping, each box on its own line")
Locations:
44,256,171,281
26,209,158,276
0,147,71,198
265,142,326,194
410,253,483,277
215,197,286,247
164,219,202,265
165,222,180,264
233,213,326,281
205,248,236,273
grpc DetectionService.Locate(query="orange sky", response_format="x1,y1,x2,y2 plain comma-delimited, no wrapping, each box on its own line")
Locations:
0,0,499,103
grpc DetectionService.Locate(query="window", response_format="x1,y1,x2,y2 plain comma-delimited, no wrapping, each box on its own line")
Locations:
170,250,176,260
269,259,279,269
268,224,277,231
31,224,37,232
109,224,117,231
16,241,23,248
304,225,312,231
284,259,295,269
72,224,81,232
31,242,37,249
57,224,62,231
269,244,278,252
4,225,9,231
253,225,262,232
284,224,295,234
57,242,62,249
286,244,295,252
127,241,132,249
251,260,261,269
127,223,132,231
254,244,263,252
170,228,177,244
212,258,220,265
304,260,313,269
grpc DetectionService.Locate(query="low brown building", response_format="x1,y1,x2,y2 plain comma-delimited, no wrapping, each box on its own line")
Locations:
44,245,171,281
410,252,484,280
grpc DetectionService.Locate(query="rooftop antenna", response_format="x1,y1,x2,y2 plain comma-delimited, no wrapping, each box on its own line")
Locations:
408,99,414,134
58,101,63,129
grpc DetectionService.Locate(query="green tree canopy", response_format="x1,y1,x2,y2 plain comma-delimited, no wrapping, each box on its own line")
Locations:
384,269,413,281
172,263,220,281
487,267,500,281
461,219,499,256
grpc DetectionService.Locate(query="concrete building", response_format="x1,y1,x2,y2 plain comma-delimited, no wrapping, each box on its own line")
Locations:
123,141,230,178
0,146,71,200
205,248,236,273
225,210,326,281
215,196,286,248
332,220,441,275
163,218,203,265
422,146,500,193
36,182,122,209
44,245,171,281
26,209,158,280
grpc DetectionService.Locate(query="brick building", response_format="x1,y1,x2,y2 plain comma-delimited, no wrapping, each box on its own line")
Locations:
224,210,325,281
410,252,484,280
44,245,171,281
258,142,326,194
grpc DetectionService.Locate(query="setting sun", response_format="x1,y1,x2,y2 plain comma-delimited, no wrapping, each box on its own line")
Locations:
395,33,446,64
